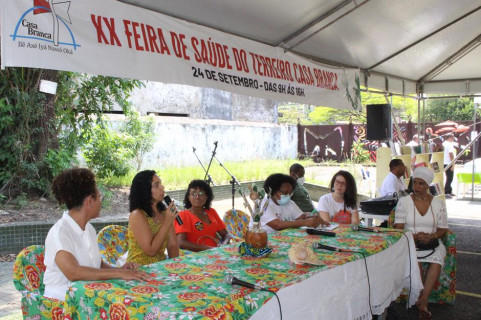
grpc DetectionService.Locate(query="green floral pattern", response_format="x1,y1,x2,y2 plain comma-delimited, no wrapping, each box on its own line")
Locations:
65,226,403,319
13,245,66,320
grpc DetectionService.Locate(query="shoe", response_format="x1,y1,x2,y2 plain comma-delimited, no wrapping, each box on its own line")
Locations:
419,309,432,320
445,194,452,198
450,193,456,197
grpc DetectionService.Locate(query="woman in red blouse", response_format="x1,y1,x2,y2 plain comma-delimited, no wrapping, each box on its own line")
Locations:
175,180,230,251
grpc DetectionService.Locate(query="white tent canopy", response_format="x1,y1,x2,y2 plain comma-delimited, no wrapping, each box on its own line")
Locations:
121,0,481,97
2,0,481,105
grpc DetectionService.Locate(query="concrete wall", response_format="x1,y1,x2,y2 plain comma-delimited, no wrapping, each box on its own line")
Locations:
108,115,298,168
127,82,278,123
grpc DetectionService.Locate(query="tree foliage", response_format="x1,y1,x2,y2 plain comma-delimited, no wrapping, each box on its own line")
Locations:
424,98,475,121
0,67,143,198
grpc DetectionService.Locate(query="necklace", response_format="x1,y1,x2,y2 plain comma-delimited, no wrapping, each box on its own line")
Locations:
413,194,428,201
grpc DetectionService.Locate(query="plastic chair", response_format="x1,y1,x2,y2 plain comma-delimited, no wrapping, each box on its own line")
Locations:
223,209,251,242
97,225,129,267
388,209,457,303
13,245,65,319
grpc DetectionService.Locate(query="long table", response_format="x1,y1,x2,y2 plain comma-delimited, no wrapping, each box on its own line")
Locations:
64,226,422,320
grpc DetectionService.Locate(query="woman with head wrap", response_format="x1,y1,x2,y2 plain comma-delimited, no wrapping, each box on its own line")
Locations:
394,167,448,319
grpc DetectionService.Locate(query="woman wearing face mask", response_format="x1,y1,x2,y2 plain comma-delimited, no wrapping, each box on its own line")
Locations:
289,163,316,213
258,173,328,234
317,170,360,225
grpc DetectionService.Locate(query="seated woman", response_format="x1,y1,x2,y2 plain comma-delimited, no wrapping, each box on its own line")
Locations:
317,170,360,225
44,168,150,301
259,173,327,233
127,170,179,265
175,180,229,251
394,167,448,319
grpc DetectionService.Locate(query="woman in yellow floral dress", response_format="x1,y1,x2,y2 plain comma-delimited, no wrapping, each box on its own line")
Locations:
127,170,179,265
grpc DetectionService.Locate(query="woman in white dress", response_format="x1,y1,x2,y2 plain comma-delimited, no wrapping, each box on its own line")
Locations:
394,167,448,319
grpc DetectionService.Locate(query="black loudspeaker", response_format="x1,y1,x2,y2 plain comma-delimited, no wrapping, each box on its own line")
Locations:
366,104,392,140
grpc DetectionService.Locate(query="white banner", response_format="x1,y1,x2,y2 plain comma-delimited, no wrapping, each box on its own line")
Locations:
1,0,362,110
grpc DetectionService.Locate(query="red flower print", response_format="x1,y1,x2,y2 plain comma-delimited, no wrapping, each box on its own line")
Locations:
25,266,40,289
123,298,133,306
99,308,108,320
199,305,228,320
180,274,204,281
164,263,188,270
131,286,159,294
183,307,197,312
246,268,269,275
109,303,129,320
288,269,308,275
206,264,228,271
51,306,64,320
84,282,113,290
178,292,207,301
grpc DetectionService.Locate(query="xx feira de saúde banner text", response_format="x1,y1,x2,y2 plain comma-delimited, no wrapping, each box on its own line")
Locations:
1,0,362,110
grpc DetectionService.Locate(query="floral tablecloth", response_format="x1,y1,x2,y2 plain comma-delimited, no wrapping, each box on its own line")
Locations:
64,226,404,320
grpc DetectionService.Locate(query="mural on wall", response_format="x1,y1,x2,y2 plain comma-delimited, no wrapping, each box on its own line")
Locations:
299,120,480,163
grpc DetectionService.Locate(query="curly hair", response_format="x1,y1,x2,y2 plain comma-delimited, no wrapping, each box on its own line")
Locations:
129,170,159,217
183,180,214,209
51,168,97,210
329,170,358,209
263,173,296,196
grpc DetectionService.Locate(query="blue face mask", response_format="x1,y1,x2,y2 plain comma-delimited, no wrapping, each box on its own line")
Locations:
277,194,291,206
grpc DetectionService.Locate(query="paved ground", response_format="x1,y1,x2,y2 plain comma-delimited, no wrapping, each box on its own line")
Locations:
1,186,480,319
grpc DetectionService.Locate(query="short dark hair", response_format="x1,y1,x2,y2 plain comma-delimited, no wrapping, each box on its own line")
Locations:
289,163,304,175
329,170,357,209
389,159,404,171
183,180,214,209
51,168,97,210
264,173,296,196
129,170,157,217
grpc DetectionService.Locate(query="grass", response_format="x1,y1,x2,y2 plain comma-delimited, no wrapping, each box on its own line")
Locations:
102,159,317,190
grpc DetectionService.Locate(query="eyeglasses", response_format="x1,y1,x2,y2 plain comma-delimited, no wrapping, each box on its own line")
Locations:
334,180,347,186
189,191,206,198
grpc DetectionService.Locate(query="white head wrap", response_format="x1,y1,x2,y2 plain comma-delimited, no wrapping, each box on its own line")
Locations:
412,167,434,185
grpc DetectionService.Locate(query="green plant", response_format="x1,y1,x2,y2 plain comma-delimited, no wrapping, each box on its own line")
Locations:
83,120,134,179
123,109,156,170
350,140,371,164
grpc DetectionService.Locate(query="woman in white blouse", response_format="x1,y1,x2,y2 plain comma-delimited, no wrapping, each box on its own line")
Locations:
43,168,150,301
394,167,448,319
317,170,360,225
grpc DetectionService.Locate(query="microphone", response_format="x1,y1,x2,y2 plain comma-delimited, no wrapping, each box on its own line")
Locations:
351,225,378,233
225,275,263,290
306,228,336,237
164,195,183,226
311,242,343,252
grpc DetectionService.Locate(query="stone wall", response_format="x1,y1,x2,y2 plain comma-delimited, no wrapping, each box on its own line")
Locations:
108,115,298,168
127,82,278,123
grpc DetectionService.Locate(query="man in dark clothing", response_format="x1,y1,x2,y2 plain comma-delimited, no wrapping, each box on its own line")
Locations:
289,163,316,213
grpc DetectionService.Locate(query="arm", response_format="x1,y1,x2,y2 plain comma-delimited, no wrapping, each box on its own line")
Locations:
166,226,179,258
55,250,150,282
176,233,213,252
318,210,331,223
129,208,177,257
351,209,360,225
266,215,323,231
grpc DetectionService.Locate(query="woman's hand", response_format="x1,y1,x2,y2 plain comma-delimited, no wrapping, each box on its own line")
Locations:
121,262,139,270
118,269,152,282
164,202,179,225
304,216,323,228
415,232,432,244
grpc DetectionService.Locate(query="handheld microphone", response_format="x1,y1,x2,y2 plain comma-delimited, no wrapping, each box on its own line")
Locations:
306,228,336,237
164,195,183,226
225,275,263,290
351,225,377,233
311,242,343,252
